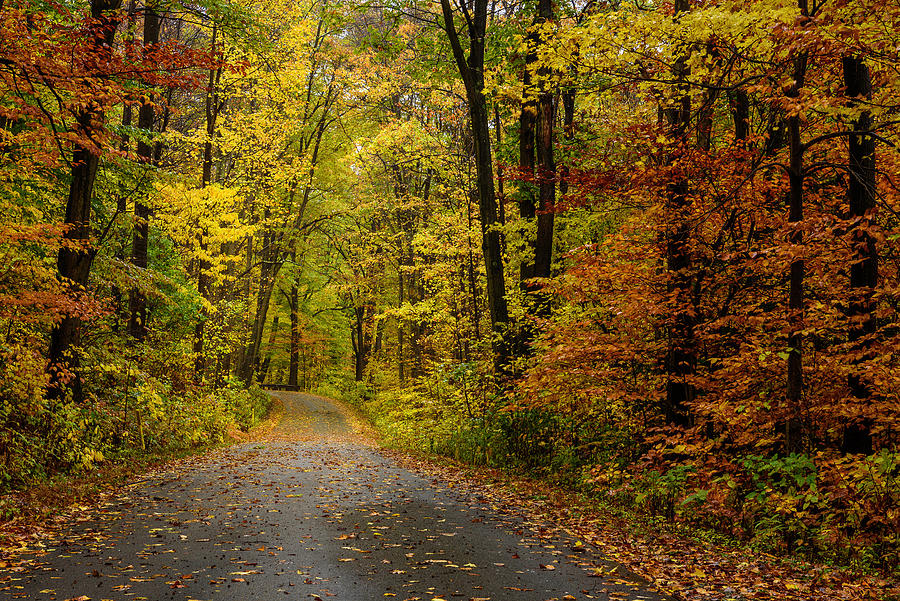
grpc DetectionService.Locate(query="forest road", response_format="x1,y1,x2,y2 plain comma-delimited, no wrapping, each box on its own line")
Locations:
0,391,666,601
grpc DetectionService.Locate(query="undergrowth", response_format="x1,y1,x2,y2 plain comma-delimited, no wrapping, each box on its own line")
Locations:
0,381,271,496
346,374,900,578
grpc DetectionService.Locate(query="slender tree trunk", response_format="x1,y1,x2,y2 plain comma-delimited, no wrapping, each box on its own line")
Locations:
493,107,506,228
112,105,133,335
47,0,123,402
841,56,877,455
289,282,300,387
127,1,161,340
441,0,510,374
663,0,694,428
533,0,555,283
518,23,537,285
466,189,481,342
728,90,750,143
258,315,278,385
782,0,811,450
559,88,575,197
242,257,280,385
784,46,809,453
353,305,365,382
193,27,222,378
111,0,138,335
398,266,405,384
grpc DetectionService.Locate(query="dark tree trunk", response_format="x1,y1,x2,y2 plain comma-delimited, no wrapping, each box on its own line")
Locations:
112,102,133,334
410,276,426,378
493,107,506,228
663,0,694,428
533,0,555,283
441,0,510,375
47,0,123,402
466,189,481,342
111,0,138,336
127,2,161,340
242,252,280,385
353,305,365,382
258,315,279,385
289,282,300,387
559,88,575,197
518,22,537,285
783,44,809,453
728,89,750,143
841,56,877,455
352,303,373,382
398,266,405,384
193,27,222,379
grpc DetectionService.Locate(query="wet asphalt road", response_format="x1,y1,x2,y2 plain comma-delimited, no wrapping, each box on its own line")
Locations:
0,392,665,601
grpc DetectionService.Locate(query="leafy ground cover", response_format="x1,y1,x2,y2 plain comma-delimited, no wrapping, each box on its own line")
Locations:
389,449,900,601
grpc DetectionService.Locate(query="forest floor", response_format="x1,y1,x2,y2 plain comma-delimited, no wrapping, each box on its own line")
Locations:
0,392,896,601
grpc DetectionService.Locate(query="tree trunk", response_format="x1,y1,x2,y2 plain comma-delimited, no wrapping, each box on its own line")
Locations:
518,22,537,285
193,27,222,379
533,0,554,283
111,0,138,335
466,188,481,342
559,88,575,196
289,282,300,387
441,0,510,375
47,0,123,402
398,266,405,384
352,303,373,383
783,46,809,453
663,0,694,428
241,258,280,385
127,1,161,340
493,107,506,229
353,305,365,382
841,56,877,455
258,315,279,385
728,89,750,143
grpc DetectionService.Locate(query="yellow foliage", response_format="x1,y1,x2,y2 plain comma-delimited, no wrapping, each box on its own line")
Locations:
153,183,255,296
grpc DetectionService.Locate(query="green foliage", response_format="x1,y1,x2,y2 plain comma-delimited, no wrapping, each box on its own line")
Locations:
591,451,900,572
220,384,272,432
0,358,271,492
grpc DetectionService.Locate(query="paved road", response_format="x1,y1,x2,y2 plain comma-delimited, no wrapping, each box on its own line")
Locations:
0,392,665,601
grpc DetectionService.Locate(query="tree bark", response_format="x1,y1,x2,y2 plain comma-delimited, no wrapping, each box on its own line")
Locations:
728,89,750,143
783,43,809,453
258,315,279,385
241,238,280,385
441,0,510,375
398,266,405,384
559,88,575,197
663,0,694,428
533,0,555,283
289,281,300,387
47,0,123,402
127,1,161,340
841,56,877,455
193,26,222,378
518,21,537,285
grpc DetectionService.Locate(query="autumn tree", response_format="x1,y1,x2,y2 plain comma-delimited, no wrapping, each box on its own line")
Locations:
47,0,124,402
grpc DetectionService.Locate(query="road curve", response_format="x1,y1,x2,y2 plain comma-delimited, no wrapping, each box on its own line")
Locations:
0,391,666,601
